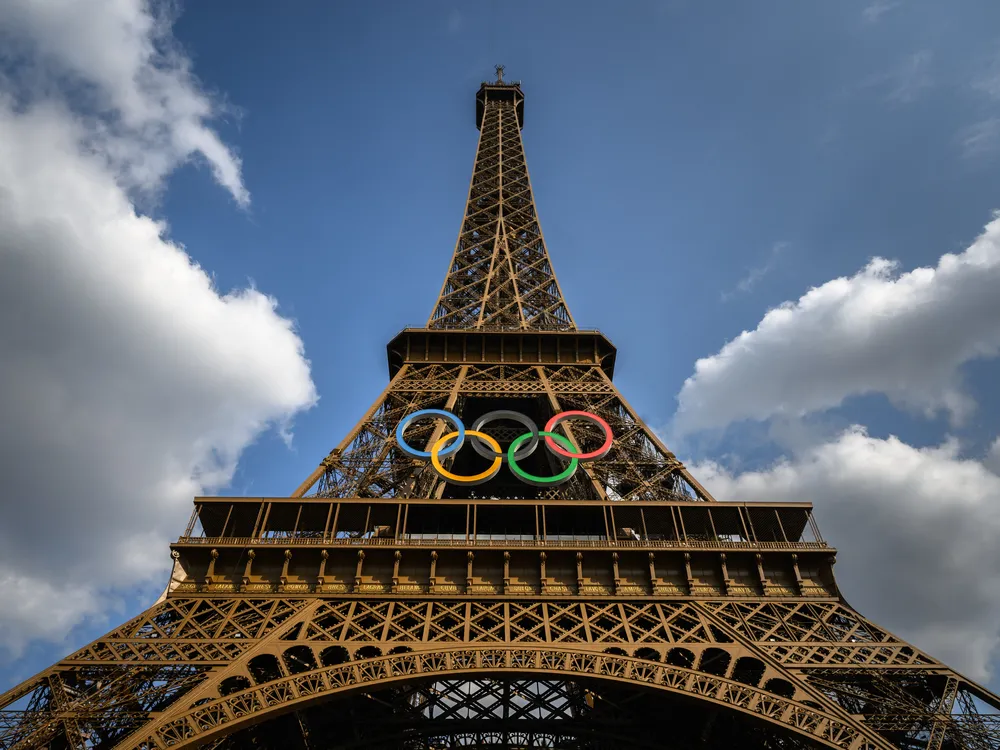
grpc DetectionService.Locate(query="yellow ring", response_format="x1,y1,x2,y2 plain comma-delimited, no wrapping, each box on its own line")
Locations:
431,430,502,485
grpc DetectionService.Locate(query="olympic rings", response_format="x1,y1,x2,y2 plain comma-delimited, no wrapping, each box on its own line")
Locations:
395,409,465,459
431,431,502,486
396,408,612,486
508,431,578,486
470,410,539,462
544,411,613,461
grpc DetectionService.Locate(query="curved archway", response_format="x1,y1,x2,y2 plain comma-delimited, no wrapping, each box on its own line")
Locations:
247,654,282,684
665,646,695,669
731,656,766,686
633,647,661,662
699,647,731,677
282,645,318,675
319,645,350,667
355,645,383,660
132,646,875,749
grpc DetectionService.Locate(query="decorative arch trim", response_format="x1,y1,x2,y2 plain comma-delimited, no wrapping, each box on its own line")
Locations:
126,647,887,750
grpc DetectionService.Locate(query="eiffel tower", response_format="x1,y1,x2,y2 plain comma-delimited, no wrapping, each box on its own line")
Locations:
3,67,999,750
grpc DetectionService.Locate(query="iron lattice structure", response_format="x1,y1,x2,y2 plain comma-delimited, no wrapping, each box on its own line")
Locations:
3,69,999,750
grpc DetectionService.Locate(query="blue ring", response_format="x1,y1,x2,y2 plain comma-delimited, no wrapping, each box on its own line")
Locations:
395,409,465,459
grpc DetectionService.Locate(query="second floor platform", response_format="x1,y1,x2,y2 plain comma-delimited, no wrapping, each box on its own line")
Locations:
178,496,827,553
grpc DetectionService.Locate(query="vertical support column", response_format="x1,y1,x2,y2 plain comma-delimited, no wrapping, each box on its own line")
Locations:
241,549,255,587
791,553,804,596
317,550,328,586
205,549,218,585
719,553,731,596
354,550,366,588
755,553,769,595
539,551,547,593
612,552,621,594
392,550,402,593
684,552,695,595
279,549,292,586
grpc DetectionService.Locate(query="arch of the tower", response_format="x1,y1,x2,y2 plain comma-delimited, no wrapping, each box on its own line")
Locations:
127,647,877,749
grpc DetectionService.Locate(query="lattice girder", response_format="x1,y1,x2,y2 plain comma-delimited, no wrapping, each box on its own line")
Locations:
429,86,574,331
6,595,999,749
119,647,889,749
305,362,710,503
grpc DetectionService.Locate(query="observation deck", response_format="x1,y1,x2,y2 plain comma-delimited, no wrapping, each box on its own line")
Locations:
168,495,838,600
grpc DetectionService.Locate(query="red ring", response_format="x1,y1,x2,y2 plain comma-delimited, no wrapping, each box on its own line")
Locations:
543,411,613,461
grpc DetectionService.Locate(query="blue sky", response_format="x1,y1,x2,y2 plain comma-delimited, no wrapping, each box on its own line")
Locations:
3,0,1000,694
166,0,1000,474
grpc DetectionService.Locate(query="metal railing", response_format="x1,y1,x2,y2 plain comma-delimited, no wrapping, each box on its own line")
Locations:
175,535,828,550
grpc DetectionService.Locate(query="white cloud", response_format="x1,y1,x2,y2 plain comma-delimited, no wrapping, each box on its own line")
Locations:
862,0,901,24
675,214,1000,434
721,241,788,301
959,118,1000,160
695,427,1000,681
0,0,317,656
0,0,248,205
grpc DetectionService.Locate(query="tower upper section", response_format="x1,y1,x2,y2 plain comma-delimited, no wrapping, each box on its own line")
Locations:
475,73,524,130
428,68,575,331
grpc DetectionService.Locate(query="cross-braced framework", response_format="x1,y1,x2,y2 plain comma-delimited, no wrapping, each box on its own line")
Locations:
429,74,573,331
3,69,999,749
306,362,711,503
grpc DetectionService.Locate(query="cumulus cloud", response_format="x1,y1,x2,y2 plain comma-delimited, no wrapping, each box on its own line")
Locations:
675,214,1000,434
695,427,1000,681
0,0,248,205
0,0,317,657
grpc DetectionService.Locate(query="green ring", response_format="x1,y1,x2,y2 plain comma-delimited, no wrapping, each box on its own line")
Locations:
508,431,579,486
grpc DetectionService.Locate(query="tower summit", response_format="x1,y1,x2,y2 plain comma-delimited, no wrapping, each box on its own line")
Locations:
3,71,999,750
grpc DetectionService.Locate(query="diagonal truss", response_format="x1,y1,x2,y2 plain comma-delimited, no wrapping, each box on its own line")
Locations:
302,363,713,502
429,78,574,331
4,596,999,748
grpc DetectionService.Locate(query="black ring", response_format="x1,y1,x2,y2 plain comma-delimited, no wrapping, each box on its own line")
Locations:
469,410,540,463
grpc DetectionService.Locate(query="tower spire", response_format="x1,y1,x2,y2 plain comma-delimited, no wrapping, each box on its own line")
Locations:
429,70,574,330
